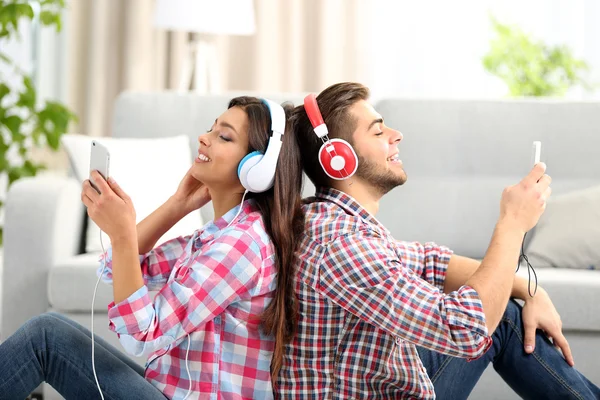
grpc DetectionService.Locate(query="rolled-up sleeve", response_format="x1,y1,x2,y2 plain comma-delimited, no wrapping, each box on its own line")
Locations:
397,241,453,292
319,231,492,360
98,234,192,291
106,229,264,357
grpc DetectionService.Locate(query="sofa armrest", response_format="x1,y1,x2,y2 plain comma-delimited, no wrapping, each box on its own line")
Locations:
1,175,83,339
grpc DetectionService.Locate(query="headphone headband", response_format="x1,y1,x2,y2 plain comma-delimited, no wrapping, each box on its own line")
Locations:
262,98,286,136
304,94,329,138
237,98,285,193
303,93,359,180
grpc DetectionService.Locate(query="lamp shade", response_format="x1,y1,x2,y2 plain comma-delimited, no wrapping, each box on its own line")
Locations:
154,0,255,35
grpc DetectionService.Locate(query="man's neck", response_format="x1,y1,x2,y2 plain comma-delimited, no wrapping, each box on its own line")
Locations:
332,179,381,216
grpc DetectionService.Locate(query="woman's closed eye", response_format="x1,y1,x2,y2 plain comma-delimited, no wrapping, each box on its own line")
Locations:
206,127,231,142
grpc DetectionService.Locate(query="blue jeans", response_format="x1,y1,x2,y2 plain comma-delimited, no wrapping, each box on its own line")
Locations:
0,312,167,399
417,299,600,400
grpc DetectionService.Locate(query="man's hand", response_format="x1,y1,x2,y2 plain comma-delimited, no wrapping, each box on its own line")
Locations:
522,288,574,366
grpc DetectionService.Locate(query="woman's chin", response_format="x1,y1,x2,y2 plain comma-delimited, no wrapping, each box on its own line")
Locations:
190,168,206,182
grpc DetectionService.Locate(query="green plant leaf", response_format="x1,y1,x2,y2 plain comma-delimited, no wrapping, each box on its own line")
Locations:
39,10,61,31
23,159,44,175
16,3,35,19
0,3,35,38
39,10,55,24
482,16,591,97
30,125,43,145
0,51,11,65
0,83,9,102
38,101,77,149
7,161,43,186
0,128,7,148
0,147,7,171
7,166,23,186
0,0,71,234
2,114,23,137
41,0,67,7
16,75,36,109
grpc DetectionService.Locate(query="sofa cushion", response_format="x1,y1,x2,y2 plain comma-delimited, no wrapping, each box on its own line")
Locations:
61,134,203,253
48,254,113,312
525,185,600,270
377,176,599,260
375,98,600,260
49,254,163,312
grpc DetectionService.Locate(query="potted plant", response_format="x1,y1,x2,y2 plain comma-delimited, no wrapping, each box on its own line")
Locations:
483,16,593,97
0,0,77,244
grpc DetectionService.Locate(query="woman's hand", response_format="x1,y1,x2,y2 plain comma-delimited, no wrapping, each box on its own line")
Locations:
81,171,137,242
171,167,212,214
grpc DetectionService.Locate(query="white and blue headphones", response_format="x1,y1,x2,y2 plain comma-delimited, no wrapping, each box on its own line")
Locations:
237,98,285,193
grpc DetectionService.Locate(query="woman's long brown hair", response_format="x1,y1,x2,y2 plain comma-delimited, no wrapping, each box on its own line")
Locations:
228,97,304,382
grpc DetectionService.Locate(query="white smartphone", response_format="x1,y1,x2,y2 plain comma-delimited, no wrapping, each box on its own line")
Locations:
89,140,110,193
531,141,542,166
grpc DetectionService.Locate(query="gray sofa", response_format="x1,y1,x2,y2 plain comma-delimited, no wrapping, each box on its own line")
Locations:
3,92,599,399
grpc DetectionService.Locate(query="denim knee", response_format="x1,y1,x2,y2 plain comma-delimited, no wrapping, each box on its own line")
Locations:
22,312,66,338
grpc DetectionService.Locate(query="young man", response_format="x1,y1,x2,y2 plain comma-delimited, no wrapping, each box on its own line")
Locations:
277,82,600,399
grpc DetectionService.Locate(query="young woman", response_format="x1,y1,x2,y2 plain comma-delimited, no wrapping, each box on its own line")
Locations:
0,97,304,399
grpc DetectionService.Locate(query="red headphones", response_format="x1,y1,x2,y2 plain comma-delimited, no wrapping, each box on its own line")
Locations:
303,94,358,180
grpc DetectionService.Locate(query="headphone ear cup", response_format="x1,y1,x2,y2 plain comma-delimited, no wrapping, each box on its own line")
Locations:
318,138,358,180
238,151,263,192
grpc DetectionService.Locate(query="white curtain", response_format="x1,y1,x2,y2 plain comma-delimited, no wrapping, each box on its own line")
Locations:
217,0,372,93
27,0,370,170
63,0,188,138
58,0,371,139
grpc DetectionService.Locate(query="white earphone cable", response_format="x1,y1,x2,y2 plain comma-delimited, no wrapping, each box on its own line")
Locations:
183,334,192,400
227,190,249,229
182,189,249,399
91,229,107,400
89,192,250,400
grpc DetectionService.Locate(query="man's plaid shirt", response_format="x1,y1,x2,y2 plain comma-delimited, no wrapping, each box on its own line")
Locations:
277,188,492,399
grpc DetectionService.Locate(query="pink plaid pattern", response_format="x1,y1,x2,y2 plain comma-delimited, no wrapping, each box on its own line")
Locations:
99,200,277,400
277,188,493,399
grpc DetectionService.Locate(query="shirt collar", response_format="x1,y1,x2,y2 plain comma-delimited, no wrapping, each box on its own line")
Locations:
199,198,257,240
314,187,391,236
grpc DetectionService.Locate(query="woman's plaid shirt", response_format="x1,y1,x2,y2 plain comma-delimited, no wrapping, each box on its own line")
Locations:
277,188,492,399
99,200,277,399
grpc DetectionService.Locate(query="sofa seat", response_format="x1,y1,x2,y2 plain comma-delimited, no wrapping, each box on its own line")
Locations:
531,268,600,332
49,254,112,312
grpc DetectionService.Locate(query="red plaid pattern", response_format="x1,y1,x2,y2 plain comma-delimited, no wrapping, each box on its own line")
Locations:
277,188,492,399
99,200,278,399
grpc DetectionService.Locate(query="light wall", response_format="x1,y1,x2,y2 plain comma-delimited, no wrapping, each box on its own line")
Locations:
368,0,600,99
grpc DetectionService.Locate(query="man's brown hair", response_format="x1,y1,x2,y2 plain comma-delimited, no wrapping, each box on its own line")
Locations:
291,82,370,188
